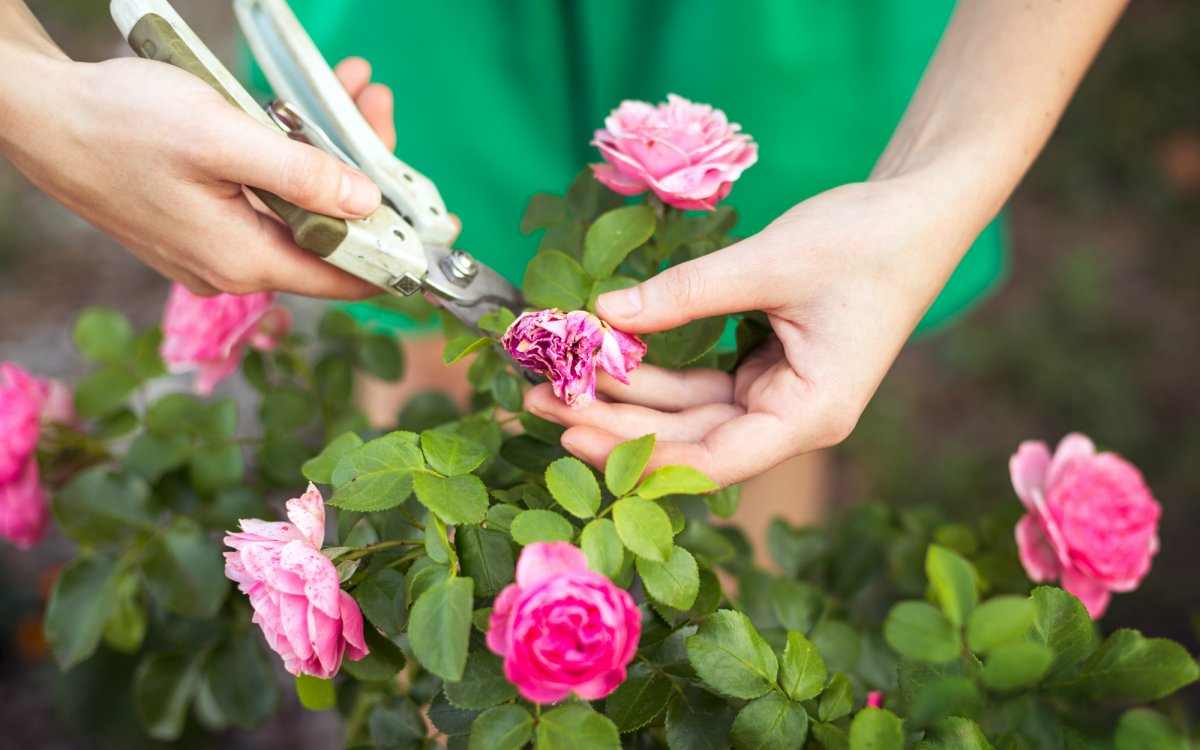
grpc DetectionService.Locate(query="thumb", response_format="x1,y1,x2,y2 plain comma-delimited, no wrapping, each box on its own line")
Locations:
596,240,773,334
210,113,382,220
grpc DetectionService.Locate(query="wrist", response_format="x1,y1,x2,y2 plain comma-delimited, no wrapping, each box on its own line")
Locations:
0,48,77,158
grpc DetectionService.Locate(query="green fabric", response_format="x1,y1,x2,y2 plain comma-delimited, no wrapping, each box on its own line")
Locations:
256,0,1005,335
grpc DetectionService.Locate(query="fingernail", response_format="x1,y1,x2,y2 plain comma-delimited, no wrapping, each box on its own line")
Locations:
340,172,380,216
598,287,642,319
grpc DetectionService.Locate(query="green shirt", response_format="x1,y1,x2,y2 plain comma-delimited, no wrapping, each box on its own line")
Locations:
267,0,1004,334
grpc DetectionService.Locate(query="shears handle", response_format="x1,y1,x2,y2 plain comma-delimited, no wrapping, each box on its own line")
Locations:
111,0,348,257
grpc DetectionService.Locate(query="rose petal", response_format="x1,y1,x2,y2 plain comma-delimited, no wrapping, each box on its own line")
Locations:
1010,440,1052,510
515,542,591,588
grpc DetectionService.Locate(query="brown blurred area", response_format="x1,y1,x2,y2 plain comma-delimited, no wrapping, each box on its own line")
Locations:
1,0,1199,746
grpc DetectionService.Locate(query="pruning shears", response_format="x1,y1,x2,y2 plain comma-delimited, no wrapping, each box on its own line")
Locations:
110,0,524,335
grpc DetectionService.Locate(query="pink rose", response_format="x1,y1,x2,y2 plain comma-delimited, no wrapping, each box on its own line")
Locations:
0,462,49,550
487,542,641,703
224,484,368,678
0,364,44,484
1011,433,1161,619
501,309,646,409
161,283,292,395
591,94,758,211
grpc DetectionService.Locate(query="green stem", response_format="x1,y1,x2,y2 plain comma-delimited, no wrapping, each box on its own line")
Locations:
341,539,416,562
395,506,425,531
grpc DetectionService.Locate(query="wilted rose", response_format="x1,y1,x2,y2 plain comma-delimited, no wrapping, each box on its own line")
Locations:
1011,433,1161,619
224,484,368,678
591,94,757,211
487,542,640,703
161,283,291,395
501,309,646,409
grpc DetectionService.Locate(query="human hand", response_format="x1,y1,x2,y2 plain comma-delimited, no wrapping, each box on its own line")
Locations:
0,49,395,298
523,175,977,487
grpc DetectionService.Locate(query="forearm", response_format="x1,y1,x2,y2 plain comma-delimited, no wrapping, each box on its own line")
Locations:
0,1,74,154
872,1,1127,252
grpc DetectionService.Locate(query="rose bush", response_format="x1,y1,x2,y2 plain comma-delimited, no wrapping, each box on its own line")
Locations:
3,95,1195,750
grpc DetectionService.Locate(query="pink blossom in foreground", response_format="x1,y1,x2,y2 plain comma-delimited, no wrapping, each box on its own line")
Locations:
0,362,73,548
487,542,641,703
1011,433,1160,619
224,484,367,678
502,309,646,409
591,94,757,211
0,462,48,550
866,691,885,709
161,283,291,395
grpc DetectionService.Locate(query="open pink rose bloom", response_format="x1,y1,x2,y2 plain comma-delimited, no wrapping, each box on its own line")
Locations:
1011,433,1161,619
591,94,757,211
161,283,292,395
487,542,641,703
502,309,646,409
0,362,73,548
224,484,368,679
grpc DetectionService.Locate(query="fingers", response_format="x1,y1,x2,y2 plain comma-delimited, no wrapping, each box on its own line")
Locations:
356,84,396,152
245,214,382,300
592,365,734,412
525,383,741,442
334,57,373,98
560,412,794,488
595,237,782,334
204,110,381,219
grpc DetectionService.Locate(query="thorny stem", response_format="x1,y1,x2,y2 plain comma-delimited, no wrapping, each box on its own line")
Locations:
341,539,421,562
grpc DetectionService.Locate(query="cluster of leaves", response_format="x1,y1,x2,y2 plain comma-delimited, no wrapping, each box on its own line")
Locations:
41,305,404,742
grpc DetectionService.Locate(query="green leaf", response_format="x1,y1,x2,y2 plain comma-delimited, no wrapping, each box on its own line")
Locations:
521,192,568,234
883,601,961,664
567,166,624,219
443,335,496,365
133,652,201,741
204,627,279,727
422,430,488,476
588,275,639,312
354,569,407,635
54,466,154,544
809,619,862,674
478,308,518,336
731,693,809,750
604,663,672,732
524,249,591,310
982,641,1053,691
1029,585,1097,678
966,595,1035,653
302,432,365,484
633,547,700,612
399,390,461,432
581,518,626,579
484,503,521,534
257,432,308,487
770,578,824,635
779,631,827,701
425,513,453,564
635,465,719,500
457,525,514,598
469,705,534,750
369,697,426,749
330,432,423,512
444,650,518,710
123,431,191,482
612,496,674,562
637,545,699,610
686,610,779,699
73,308,134,365
409,577,474,681
848,708,904,750
545,457,602,518
141,519,229,618
537,704,620,750
430,692,478,737
101,570,146,654
811,722,850,750
93,407,139,441
189,442,245,494
925,544,978,628
295,674,336,711
766,521,829,577
908,675,980,727
666,686,736,750
1114,709,1189,750
818,673,854,722
355,332,404,380
510,509,575,544
1054,628,1200,701
491,371,524,412
647,316,725,369
341,625,407,682
261,386,316,431
519,411,566,444
605,434,655,496
413,472,487,524
923,717,995,750
583,205,656,278
74,367,139,418
705,483,742,519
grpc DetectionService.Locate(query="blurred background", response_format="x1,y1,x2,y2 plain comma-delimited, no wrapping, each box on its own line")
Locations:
1,0,1197,747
